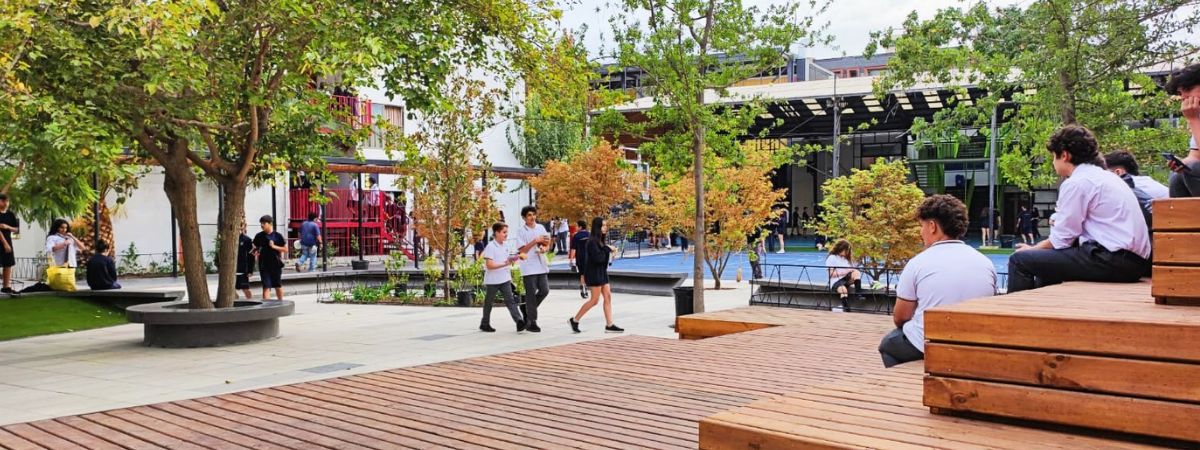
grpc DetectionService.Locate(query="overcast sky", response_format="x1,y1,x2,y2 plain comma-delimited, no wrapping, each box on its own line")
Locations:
556,0,1023,60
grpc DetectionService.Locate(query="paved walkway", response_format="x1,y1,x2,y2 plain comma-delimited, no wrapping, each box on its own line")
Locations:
0,281,752,426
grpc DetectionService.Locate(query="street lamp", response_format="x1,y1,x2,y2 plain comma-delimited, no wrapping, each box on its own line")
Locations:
808,64,841,177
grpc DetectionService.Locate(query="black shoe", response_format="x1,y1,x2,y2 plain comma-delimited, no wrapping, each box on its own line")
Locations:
526,323,541,333
1,287,17,296
569,318,581,333
480,323,496,333
516,320,526,332
605,324,624,333
580,288,588,299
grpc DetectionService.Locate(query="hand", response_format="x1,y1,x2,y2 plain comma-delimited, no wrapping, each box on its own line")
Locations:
1014,243,1031,252
1170,156,1199,174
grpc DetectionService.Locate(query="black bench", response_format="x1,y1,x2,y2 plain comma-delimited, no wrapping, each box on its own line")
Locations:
749,278,894,314
548,268,686,297
10,288,187,310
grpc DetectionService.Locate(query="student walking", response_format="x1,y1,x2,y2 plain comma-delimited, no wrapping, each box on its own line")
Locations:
775,207,788,253
555,218,570,254
296,212,322,272
514,205,552,332
254,215,287,301
569,217,624,333
85,240,121,291
0,194,19,295
569,220,590,299
237,220,255,299
479,223,526,332
1017,205,1034,245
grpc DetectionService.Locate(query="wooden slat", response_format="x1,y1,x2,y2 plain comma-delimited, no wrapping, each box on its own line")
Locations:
926,282,1200,363
1151,198,1200,231
925,343,1200,403
1151,232,1200,265
1151,265,1200,300
924,376,1200,443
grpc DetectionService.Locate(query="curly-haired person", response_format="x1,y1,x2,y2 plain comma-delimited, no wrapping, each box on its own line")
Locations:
1007,125,1151,293
879,194,995,368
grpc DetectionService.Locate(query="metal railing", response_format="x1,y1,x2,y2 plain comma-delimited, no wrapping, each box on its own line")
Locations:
751,263,1008,315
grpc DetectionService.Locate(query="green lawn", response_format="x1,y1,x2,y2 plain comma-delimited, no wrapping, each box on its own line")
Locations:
0,295,127,341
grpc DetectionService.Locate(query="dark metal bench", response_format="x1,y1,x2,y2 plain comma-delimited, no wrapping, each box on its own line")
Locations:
547,268,686,297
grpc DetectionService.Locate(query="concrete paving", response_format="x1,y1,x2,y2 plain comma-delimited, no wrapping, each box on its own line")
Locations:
0,279,754,426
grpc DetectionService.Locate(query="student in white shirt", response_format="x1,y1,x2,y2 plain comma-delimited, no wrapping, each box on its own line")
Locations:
1008,125,1151,293
1104,150,1168,199
880,194,996,368
479,222,525,333
824,240,861,309
513,205,553,332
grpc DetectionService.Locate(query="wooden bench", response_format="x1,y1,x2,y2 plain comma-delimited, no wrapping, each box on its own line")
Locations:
923,281,1200,443
700,366,1168,449
1151,197,1200,305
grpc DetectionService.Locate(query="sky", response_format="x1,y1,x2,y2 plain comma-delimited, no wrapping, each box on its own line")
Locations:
557,0,1023,60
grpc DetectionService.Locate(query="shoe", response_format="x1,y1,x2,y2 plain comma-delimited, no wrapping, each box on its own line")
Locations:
775,250,785,254
526,323,541,333
480,323,496,333
605,324,624,333
569,318,581,333
1,287,16,295
580,288,589,299
294,263,301,272
516,320,526,332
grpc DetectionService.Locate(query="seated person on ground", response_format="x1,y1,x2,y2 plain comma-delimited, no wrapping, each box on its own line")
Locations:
879,194,995,368
1007,125,1151,293
1165,63,1200,197
86,240,121,291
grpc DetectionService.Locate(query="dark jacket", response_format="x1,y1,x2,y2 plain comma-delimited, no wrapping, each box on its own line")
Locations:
86,255,119,290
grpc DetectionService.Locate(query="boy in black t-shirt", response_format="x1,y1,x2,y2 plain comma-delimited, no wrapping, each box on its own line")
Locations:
236,220,255,299
253,215,287,301
0,194,18,295
85,240,120,291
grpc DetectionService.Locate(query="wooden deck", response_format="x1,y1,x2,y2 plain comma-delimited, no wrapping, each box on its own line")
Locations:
0,288,1183,449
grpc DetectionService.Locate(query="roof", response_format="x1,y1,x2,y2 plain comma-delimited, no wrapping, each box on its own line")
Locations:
813,53,894,70
606,75,955,113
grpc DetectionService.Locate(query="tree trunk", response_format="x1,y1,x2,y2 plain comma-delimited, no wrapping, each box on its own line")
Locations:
1059,70,1077,124
691,121,706,312
214,177,247,308
159,143,213,309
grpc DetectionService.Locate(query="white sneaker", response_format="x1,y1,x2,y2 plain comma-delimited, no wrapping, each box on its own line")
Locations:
775,250,785,254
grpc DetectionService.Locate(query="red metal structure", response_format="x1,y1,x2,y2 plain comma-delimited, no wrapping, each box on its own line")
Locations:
288,187,412,260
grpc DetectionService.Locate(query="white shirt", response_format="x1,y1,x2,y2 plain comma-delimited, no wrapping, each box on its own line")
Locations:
825,254,853,280
45,234,77,266
556,221,569,234
513,222,550,275
481,241,512,285
1051,164,1151,259
1132,175,1168,200
898,240,996,352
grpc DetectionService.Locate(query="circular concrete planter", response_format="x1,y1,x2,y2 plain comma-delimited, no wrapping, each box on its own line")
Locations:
126,300,295,348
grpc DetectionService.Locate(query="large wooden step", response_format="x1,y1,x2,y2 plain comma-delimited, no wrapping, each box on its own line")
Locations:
923,281,1200,443
1151,198,1200,305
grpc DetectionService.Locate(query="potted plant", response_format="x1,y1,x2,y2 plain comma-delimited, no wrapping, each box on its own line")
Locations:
454,256,483,307
350,236,369,270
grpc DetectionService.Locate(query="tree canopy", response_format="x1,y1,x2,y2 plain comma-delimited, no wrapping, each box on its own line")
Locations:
528,141,646,223
869,0,1198,188
815,159,924,280
596,0,829,312
2,0,554,307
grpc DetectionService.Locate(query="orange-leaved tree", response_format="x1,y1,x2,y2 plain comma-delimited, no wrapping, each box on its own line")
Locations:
652,144,785,289
815,159,924,281
529,141,647,225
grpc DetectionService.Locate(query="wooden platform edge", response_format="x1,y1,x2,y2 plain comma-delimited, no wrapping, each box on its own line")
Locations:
674,315,777,340
924,343,1200,403
923,376,1200,443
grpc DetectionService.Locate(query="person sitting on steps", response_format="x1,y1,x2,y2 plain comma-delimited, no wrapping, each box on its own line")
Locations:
879,194,996,368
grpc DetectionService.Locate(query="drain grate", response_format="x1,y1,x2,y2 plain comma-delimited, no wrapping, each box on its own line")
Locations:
300,362,365,374
412,334,458,341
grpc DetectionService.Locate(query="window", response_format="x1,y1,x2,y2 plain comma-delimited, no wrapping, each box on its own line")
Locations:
848,69,859,78
868,68,886,77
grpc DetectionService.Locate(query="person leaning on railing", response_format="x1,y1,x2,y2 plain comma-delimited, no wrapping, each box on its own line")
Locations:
879,194,996,368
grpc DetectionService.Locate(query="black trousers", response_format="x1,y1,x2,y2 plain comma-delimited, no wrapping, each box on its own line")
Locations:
521,273,550,324
1007,241,1148,293
878,328,923,368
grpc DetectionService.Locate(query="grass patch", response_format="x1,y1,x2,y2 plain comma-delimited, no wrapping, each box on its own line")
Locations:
0,295,127,341
977,247,1015,255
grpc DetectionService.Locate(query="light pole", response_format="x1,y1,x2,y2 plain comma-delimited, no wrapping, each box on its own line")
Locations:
988,100,1017,246
808,65,841,177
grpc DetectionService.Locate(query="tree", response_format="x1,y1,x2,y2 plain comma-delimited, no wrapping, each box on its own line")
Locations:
404,77,503,301
508,94,587,169
528,141,646,223
869,0,1198,188
651,143,785,289
5,0,551,308
600,0,828,312
815,159,924,281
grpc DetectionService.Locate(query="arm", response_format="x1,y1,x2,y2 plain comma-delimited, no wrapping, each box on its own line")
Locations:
1045,180,1087,250
269,236,287,252
106,257,118,280
892,298,917,328
484,257,513,270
